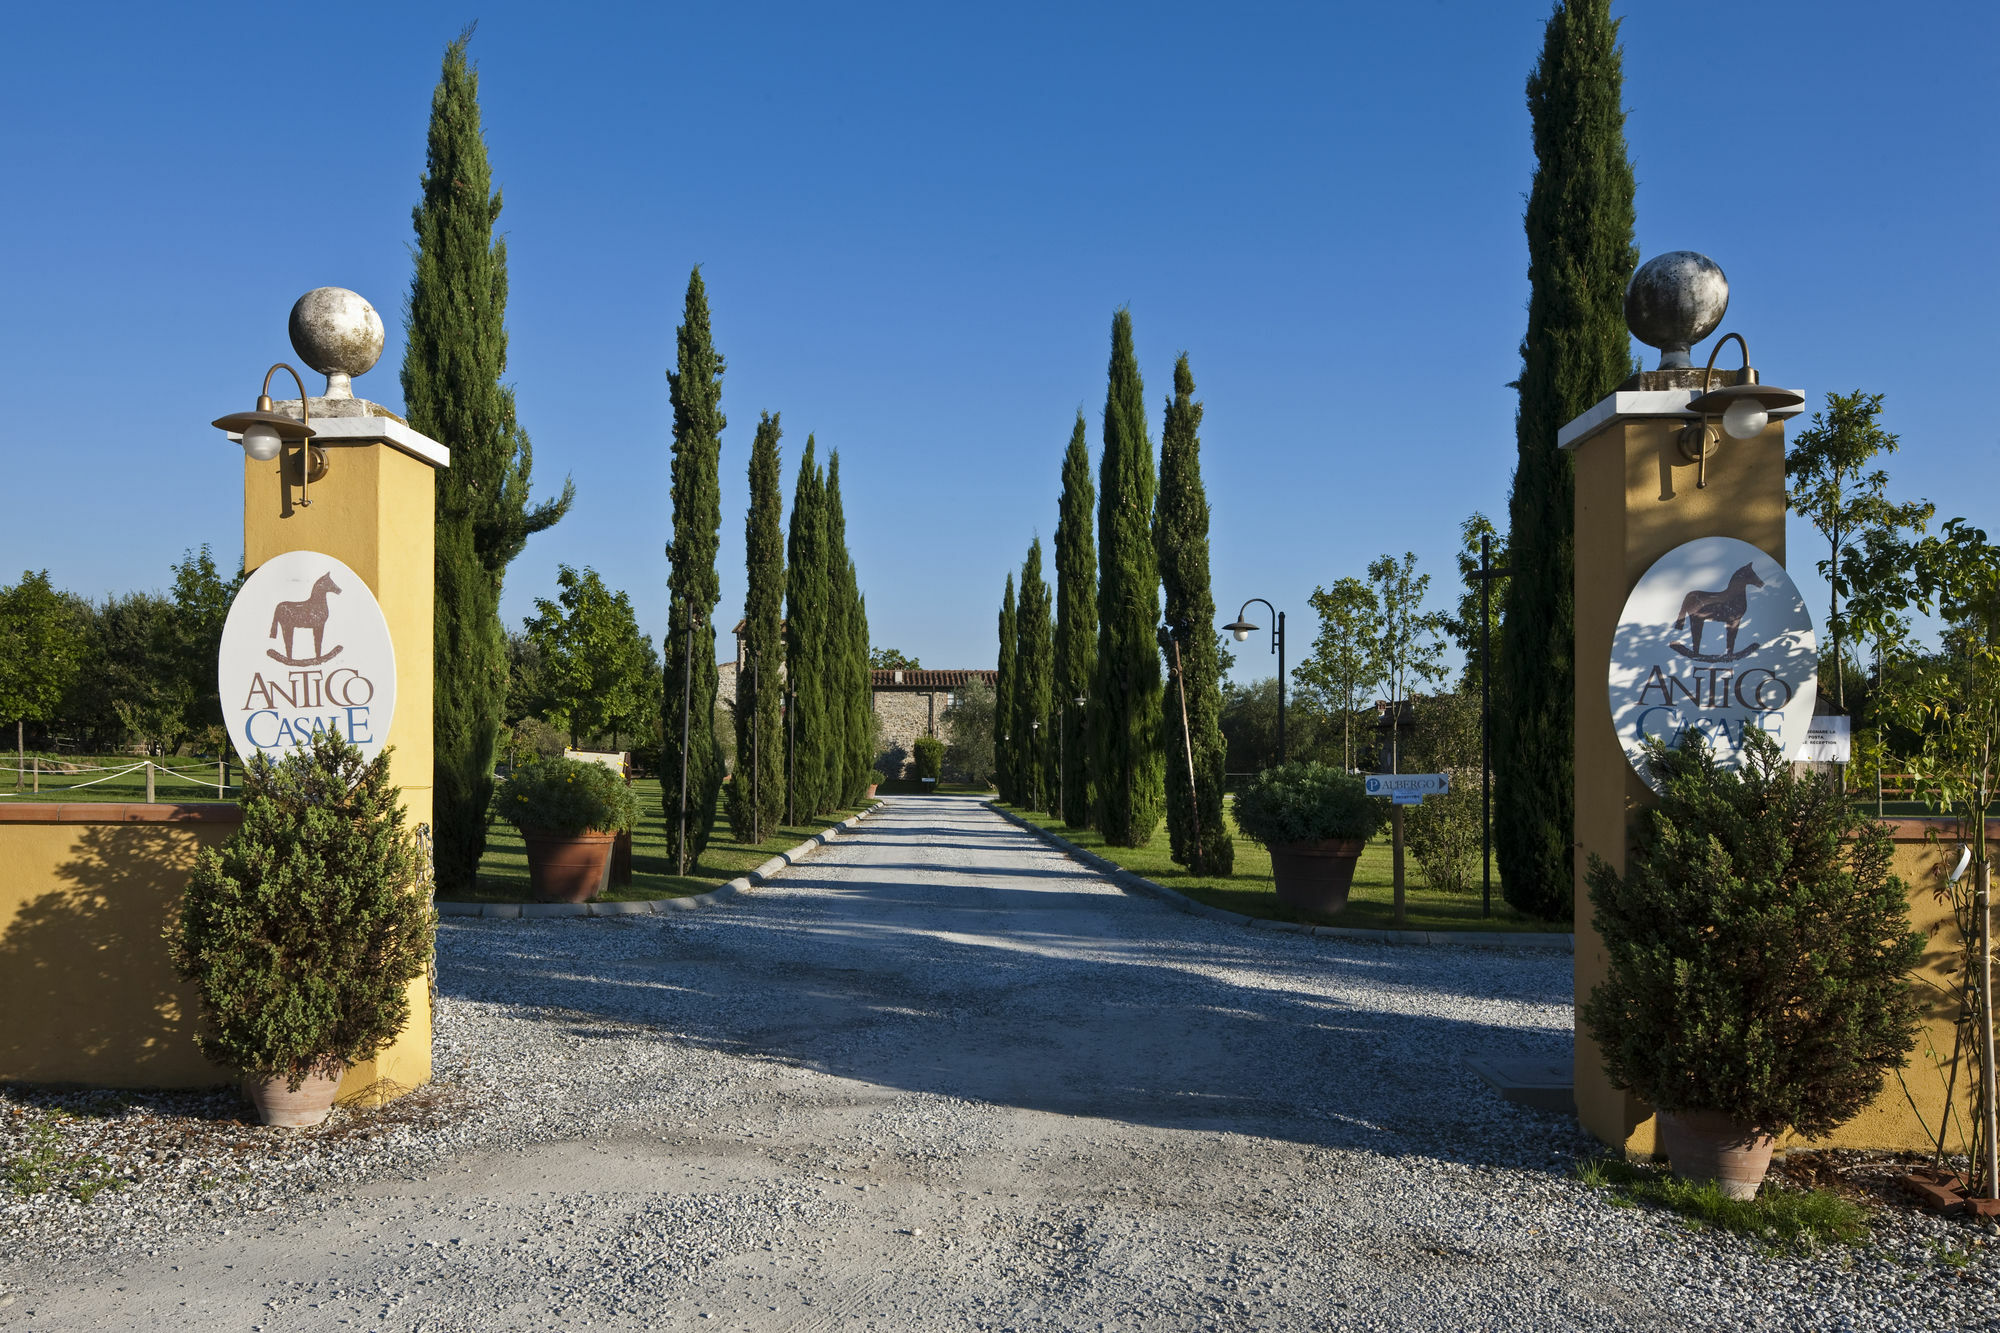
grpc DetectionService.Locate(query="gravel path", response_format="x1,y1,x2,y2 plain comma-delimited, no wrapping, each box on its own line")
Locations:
4,795,1995,1330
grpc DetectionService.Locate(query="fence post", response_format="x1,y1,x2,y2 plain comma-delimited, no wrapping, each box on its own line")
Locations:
145,760,155,804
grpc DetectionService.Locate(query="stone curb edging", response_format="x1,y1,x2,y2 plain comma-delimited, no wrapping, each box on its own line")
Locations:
435,806,879,920
985,801,1573,953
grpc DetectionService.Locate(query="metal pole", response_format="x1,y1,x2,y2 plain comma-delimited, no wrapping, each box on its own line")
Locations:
1983,857,1998,1200
786,673,796,828
1171,633,1203,866
751,654,761,843
1481,533,1493,919
1275,611,1287,766
677,604,694,878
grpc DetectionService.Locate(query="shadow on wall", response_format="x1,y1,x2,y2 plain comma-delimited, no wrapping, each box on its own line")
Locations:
0,823,229,1088
875,743,909,780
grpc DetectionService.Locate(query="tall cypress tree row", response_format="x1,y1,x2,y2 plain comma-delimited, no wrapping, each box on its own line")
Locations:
1054,413,1097,830
662,267,727,866
785,440,831,818
728,411,786,842
824,451,871,805
994,575,1018,804
1496,0,1638,921
1090,310,1164,846
1154,355,1233,874
1015,539,1054,813
403,30,572,891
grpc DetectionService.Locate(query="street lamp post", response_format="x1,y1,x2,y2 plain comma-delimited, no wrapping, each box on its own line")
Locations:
1469,533,1511,920
1224,599,1286,766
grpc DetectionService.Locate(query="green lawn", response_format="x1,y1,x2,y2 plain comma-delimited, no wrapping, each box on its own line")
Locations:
0,755,234,803
996,801,1568,934
463,776,875,904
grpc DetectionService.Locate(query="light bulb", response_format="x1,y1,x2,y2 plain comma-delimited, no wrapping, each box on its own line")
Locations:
1721,398,1768,440
242,422,283,461
1232,627,1252,642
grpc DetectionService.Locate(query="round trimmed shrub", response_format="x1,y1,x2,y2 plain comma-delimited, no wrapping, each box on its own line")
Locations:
493,756,638,836
1232,761,1385,846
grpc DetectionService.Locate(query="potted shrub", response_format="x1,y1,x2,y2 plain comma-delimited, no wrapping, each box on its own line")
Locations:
1580,730,1924,1199
913,736,945,788
1233,762,1386,915
494,757,640,901
865,768,887,799
165,731,435,1128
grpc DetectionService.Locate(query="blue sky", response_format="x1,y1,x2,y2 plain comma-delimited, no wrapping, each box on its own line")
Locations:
3,1,1993,681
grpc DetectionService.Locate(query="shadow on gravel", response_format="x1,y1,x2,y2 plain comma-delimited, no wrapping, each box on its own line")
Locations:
437,799,1579,1166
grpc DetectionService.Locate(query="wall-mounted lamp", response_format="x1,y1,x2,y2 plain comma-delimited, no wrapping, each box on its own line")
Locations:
1676,333,1804,489
213,363,325,508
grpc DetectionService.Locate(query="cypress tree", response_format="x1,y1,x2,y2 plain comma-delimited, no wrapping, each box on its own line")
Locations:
785,440,831,818
1090,310,1164,846
995,575,1018,804
824,451,871,806
403,30,572,891
1054,413,1097,829
1155,355,1233,874
1015,539,1054,812
1496,0,1638,921
662,267,726,867
728,411,786,842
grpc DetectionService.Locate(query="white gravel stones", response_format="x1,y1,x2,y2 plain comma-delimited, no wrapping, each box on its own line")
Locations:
3,796,1994,1330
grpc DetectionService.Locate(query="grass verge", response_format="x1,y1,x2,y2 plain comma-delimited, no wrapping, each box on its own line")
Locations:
995,802,1566,934
464,776,874,903
1575,1156,1872,1250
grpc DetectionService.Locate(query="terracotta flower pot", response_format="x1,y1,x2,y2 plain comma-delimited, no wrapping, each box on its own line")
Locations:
865,784,879,798
245,1061,346,1129
1657,1109,1775,1200
521,829,619,902
1268,837,1368,916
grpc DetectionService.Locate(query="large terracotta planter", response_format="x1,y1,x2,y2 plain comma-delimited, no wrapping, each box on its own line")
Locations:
245,1061,346,1129
1657,1109,1775,1200
1268,837,1367,916
865,784,879,799
522,829,618,902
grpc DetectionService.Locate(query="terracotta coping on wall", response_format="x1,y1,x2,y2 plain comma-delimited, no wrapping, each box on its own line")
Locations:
0,802,244,824
1877,816,2000,842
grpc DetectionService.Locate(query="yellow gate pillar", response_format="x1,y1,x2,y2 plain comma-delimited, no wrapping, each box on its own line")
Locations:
1565,255,1802,1155
235,287,448,1104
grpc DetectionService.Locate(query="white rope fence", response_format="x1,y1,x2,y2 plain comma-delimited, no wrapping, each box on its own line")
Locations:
0,757,238,801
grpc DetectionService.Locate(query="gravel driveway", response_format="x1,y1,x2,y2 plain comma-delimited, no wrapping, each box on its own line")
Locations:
4,796,1994,1330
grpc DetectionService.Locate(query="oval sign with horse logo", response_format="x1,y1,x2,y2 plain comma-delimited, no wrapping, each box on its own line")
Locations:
1609,536,1817,790
217,550,397,769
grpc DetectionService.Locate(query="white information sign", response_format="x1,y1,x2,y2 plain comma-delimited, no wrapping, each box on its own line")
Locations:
1609,536,1817,790
1365,773,1450,803
1801,716,1852,763
217,550,397,768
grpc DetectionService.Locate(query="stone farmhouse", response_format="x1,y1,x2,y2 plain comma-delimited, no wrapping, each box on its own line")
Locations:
716,623,995,777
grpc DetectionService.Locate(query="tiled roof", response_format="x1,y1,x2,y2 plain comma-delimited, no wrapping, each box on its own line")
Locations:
870,669,998,689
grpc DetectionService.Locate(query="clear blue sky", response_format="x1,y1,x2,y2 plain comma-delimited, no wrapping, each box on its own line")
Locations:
4,1,1993,680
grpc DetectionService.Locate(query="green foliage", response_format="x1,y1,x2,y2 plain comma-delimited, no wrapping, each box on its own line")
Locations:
524,566,653,750
825,453,873,807
1574,1157,1871,1251
3,1116,120,1203
663,267,727,865
1054,412,1098,829
494,755,639,837
165,731,435,1087
0,570,85,746
1232,762,1386,847
403,31,572,890
1447,514,1509,697
995,574,1018,804
1580,730,1923,1139
1785,391,1933,711
1294,577,1380,773
785,439,832,818
1015,540,1054,812
1091,310,1165,846
870,647,920,670
912,735,945,782
729,412,787,842
1154,356,1232,874
942,681,996,787
1497,0,1637,923
1367,552,1448,773
1403,690,1482,893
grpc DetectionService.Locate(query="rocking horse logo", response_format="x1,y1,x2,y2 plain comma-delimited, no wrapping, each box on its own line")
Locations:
266,571,345,667
1669,561,1765,662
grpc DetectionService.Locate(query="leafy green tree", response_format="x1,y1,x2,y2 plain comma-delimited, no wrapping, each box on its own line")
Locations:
729,412,787,842
870,647,920,670
1446,514,1509,697
942,681,996,788
785,439,832,818
524,566,650,751
995,573,1018,804
161,546,243,753
1368,553,1447,772
1015,540,1054,812
1293,578,1381,772
1786,391,1933,710
1496,0,1638,921
1090,310,1164,846
662,268,726,865
1054,412,1098,828
402,31,572,890
1404,689,1483,894
1154,356,1232,873
0,570,84,776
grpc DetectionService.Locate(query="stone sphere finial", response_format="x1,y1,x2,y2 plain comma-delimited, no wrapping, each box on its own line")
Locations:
288,288,385,399
1624,252,1729,369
